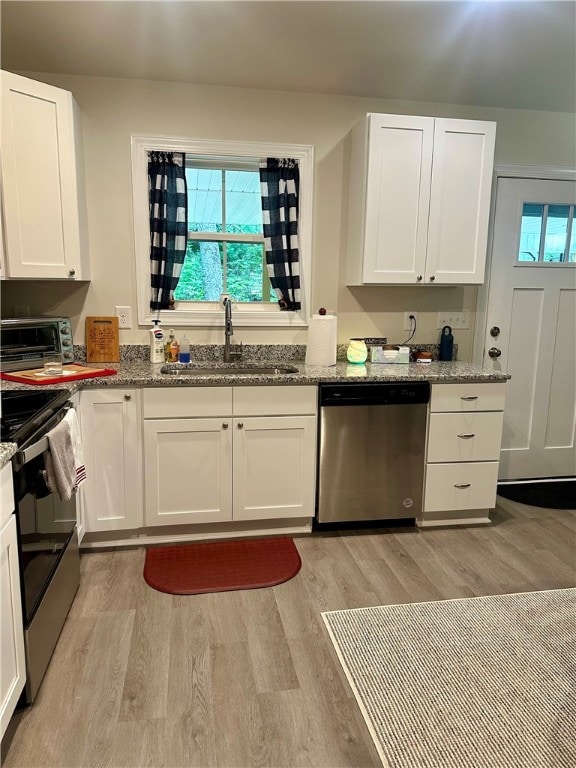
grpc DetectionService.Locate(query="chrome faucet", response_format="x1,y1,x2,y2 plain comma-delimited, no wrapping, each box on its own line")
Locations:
223,297,242,362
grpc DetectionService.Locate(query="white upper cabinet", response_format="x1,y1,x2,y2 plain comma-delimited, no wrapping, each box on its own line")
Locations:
0,71,89,280
346,113,496,286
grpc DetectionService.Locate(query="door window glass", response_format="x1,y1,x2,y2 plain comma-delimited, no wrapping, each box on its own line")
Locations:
518,202,575,263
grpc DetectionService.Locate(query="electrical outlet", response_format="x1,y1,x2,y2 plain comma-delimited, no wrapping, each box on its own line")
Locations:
115,306,132,329
403,311,418,331
437,311,470,330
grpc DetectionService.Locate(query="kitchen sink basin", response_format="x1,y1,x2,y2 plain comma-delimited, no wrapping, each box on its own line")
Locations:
160,364,299,376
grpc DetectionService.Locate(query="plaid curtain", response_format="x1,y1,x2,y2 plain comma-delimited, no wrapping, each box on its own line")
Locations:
259,158,301,311
148,152,187,311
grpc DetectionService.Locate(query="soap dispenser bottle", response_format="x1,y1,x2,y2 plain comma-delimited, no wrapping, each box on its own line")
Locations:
149,320,164,363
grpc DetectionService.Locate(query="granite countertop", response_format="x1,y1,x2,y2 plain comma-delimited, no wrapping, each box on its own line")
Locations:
0,347,509,468
2,346,510,393
0,443,17,467
83,358,509,386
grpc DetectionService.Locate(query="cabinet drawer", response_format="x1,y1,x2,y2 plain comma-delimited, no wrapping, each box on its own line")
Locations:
427,411,504,463
424,461,499,512
143,387,233,418
430,382,506,412
233,386,317,416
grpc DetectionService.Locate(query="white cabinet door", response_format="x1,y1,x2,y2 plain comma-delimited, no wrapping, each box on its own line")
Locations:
0,514,26,739
347,112,496,286
360,114,432,284
425,119,496,284
80,389,142,532
144,417,232,527
0,71,88,280
233,415,316,521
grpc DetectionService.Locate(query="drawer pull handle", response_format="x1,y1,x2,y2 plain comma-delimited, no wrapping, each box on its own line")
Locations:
454,483,471,489
460,396,478,401
457,433,475,439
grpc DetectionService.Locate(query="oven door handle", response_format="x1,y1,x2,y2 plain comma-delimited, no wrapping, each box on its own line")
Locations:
14,403,74,468
17,435,50,466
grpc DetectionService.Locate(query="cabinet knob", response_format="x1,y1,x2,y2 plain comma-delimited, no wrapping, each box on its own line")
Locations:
416,275,423,282
490,326,500,338
124,394,131,401
68,268,76,277
222,422,229,429
488,347,502,358
429,275,436,282
454,483,471,489
237,422,244,429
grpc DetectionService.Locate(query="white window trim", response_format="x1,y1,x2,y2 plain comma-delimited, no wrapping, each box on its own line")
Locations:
131,135,314,328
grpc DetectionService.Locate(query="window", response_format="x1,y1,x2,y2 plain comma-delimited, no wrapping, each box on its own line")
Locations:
131,136,314,328
518,202,576,263
177,161,274,304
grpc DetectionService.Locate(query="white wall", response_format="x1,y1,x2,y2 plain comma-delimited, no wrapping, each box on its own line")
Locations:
2,72,575,360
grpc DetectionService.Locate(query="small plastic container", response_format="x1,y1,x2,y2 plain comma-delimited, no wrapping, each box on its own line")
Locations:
178,334,191,363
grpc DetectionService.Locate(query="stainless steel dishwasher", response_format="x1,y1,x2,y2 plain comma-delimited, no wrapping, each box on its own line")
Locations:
317,382,430,524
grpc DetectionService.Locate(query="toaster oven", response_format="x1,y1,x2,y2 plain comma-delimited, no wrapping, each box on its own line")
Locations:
0,317,74,372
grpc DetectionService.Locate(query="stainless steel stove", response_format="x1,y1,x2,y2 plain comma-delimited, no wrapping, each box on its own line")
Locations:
1,387,80,704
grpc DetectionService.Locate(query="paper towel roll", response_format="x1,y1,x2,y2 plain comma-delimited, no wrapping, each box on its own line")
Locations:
305,314,337,367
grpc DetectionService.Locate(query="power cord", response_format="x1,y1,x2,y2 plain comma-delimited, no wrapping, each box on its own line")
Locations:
400,314,417,345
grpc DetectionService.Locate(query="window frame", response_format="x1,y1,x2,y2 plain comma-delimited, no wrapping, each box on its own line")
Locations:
131,135,314,328
516,201,576,266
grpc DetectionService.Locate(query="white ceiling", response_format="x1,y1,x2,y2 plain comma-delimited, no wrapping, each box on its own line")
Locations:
1,1,575,113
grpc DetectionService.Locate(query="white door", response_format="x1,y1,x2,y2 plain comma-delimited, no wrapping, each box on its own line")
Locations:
81,389,143,531
482,176,576,480
143,417,232,526
232,415,316,521
1,71,81,279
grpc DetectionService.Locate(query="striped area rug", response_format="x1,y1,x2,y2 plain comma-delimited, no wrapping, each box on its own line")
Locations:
323,589,576,768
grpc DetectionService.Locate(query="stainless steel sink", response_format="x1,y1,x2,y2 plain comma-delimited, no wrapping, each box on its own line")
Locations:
160,364,299,376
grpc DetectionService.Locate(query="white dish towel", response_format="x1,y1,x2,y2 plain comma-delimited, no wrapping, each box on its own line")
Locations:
44,408,87,502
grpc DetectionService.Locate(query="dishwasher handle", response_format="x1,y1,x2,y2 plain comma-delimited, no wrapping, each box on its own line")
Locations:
320,382,430,406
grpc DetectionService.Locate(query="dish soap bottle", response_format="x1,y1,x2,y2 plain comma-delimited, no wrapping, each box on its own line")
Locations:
165,329,179,362
149,320,164,363
169,332,180,363
179,334,191,363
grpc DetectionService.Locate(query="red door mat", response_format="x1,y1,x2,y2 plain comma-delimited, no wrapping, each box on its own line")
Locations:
143,537,302,595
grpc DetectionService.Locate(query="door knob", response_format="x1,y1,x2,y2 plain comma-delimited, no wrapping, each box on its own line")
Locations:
237,422,244,429
488,347,502,358
416,275,423,282
68,268,76,277
429,275,436,282
222,422,229,429
490,326,500,337
124,394,131,400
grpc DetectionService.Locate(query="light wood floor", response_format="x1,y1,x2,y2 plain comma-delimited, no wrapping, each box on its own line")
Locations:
3,498,575,768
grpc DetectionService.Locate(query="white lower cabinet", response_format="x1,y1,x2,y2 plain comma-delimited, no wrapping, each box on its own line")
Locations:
233,415,316,521
144,417,233,526
0,464,25,738
420,382,506,527
79,389,143,532
143,386,317,527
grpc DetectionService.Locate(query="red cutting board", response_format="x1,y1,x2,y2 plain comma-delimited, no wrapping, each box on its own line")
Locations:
0,364,117,385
